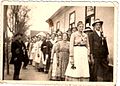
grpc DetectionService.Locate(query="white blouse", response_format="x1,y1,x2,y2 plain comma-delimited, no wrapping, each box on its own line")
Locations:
69,31,90,57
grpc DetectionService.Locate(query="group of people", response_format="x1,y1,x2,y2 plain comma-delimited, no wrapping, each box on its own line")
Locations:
10,19,110,82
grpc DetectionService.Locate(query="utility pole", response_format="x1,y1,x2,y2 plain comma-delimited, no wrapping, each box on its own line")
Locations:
3,5,9,80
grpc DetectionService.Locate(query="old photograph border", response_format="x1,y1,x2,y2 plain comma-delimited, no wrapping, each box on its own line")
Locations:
0,1,118,86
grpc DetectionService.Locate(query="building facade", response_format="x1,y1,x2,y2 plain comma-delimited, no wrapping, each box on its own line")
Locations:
46,6,114,65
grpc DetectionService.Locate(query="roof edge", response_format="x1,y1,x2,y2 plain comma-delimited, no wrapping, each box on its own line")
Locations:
46,6,73,23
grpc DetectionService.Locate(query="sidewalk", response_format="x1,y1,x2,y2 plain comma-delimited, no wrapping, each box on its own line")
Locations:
4,64,49,81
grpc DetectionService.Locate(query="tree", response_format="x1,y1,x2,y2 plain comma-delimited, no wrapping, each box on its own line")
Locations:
3,5,8,79
3,5,31,78
7,5,31,35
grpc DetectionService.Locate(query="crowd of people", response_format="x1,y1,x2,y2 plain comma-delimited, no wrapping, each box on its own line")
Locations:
10,19,110,81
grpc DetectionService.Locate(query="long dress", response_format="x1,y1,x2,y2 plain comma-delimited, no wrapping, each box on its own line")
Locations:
48,39,57,80
28,42,33,59
51,43,58,79
29,43,34,60
38,40,44,69
33,42,40,69
30,43,37,66
65,31,90,81
34,41,41,64
56,41,69,79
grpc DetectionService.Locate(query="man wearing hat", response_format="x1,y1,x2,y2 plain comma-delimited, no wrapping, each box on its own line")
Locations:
88,19,109,81
10,33,26,80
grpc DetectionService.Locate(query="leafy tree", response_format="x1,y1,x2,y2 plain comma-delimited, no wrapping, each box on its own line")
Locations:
7,5,31,35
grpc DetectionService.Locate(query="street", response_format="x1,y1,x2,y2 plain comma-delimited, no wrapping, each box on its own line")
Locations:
4,64,49,81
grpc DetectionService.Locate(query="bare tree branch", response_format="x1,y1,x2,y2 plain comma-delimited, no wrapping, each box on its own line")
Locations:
7,5,31,36
7,23,15,34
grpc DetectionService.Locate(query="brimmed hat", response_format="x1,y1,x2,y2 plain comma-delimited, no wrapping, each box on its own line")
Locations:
92,19,103,26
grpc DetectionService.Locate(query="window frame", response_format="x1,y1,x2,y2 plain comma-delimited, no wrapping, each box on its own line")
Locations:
69,11,76,29
85,6,96,28
56,21,60,31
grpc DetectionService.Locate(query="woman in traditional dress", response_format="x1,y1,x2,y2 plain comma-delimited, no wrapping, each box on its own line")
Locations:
34,36,41,70
29,37,35,65
30,37,37,67
56,33,70,81
37,35,44,72
48,34,63,80
65,21,90,81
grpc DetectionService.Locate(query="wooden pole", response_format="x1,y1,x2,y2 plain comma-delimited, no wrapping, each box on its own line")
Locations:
3,5,9,78
6,26,9,75
3,5,8,79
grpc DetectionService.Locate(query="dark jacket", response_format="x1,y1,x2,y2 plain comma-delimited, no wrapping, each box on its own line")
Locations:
41,40,53,55
88,31,109,59
10,40,26,64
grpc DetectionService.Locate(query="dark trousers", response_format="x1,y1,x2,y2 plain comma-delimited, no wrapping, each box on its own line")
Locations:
23,58,29,68
46,57,51,72
13,61,22,80
93,58,109,81
89,63,96,81
43,53,46,61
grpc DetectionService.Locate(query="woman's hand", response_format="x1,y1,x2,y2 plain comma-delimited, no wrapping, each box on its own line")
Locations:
88,55,91,63
70,56,74,65
90,54,94,64
50,59,53,64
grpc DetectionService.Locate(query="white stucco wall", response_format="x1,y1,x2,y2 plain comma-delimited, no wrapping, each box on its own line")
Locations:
96,7,114,65
52,6,85,32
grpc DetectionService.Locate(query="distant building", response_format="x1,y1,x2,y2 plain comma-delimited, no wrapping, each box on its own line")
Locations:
30,30,48,38
46,6,114,65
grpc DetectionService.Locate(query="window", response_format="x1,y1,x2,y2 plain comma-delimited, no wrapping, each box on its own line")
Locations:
85,6,95,28
69,11,75,29
56,21,60,31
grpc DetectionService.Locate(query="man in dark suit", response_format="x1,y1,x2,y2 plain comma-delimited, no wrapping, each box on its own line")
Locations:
10,33,25,80
88,19,109,81
41,34,53,73
22,41,29,69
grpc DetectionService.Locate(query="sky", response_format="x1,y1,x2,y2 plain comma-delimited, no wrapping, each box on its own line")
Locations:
26,4,61,35
7,4,61,37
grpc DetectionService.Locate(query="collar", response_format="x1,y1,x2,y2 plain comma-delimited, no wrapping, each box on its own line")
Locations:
96,30,101,37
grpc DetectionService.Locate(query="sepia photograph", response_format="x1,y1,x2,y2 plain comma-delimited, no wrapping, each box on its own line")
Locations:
0,1,118,86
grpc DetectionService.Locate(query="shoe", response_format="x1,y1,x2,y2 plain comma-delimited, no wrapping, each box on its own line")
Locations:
22,67,28,70
16,78,22,80
13,75,22,80
44,71,48,74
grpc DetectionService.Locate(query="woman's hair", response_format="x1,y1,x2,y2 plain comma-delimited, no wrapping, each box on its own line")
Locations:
51,33,56,37
63,32,68,37
72,27,78,31
77,21,84,27
57,31,63,35
62,32,69,41
56,30,63,37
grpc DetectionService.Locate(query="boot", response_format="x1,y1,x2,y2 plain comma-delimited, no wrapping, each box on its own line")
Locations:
13,75,22,80
61,77,65,81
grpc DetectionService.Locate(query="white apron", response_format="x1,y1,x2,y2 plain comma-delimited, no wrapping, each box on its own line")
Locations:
65,46,90,78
